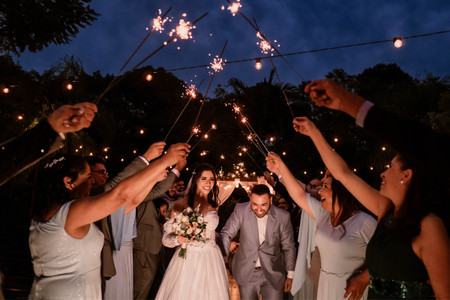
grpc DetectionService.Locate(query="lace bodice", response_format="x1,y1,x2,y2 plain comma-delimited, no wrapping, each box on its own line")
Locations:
162,210,219,248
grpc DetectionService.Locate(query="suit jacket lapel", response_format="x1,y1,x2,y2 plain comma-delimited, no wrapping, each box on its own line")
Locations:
246,205,260,247
263,207,276,247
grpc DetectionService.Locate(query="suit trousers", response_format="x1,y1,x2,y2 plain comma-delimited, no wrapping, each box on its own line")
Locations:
133,250,159,300
238,268,283,300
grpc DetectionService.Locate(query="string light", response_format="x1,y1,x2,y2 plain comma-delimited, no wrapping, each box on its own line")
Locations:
146,74,153,81
393,37,403,48
3,87,9,94
17,115,23,120
140,129,145,134
282,151,286,156
66,83,73,91
334,137,339,143
255,58,262,70
381,146,386,151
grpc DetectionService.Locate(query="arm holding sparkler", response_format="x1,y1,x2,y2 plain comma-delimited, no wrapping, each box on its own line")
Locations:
266,152,315,220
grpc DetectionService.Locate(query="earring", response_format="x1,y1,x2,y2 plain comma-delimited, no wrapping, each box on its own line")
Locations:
400,180,404,184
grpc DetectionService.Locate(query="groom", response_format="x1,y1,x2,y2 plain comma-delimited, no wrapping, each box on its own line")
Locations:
221,184,296,300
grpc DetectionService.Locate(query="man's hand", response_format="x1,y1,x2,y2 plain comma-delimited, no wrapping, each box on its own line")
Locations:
175,156,187,171
284,278,293,293
47,102,98,133
155,169,169,182
304,79,365,118
162,143,190,166
344,270,369,300
143,141,166,162
230,241,239,254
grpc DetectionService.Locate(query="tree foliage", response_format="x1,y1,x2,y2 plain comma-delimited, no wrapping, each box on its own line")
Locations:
0,0,99,54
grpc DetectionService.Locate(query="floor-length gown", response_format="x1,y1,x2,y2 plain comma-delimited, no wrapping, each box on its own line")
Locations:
155,210,229,300
307,195,377,300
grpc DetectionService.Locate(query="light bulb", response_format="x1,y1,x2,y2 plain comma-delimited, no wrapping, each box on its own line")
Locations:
255,59,262,70
393,37,403,48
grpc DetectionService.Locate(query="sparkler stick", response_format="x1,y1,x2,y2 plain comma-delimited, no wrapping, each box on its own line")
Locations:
187,40,228,143
95,12,208,104
163,79,205,142
224,0,304,81
242,147,265,172
253,19,294,118
95,7,173,104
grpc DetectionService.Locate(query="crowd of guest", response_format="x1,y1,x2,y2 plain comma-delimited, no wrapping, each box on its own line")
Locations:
0,79,449,300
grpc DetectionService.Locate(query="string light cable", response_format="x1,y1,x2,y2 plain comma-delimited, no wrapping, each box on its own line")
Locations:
165,29,450,72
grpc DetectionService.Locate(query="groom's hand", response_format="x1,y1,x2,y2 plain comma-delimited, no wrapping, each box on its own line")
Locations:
284,278,293,293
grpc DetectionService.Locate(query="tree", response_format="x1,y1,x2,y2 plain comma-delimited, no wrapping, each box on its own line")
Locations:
0,0,99,54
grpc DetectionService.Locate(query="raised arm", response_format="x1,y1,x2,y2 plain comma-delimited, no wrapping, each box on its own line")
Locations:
266,152,315,220
293,116,390,218
65,143,190,237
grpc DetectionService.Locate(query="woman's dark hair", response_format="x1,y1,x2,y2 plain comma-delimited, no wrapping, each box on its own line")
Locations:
32,154,87,221
385,153,439,240
329,174,366,238
187,163,219,208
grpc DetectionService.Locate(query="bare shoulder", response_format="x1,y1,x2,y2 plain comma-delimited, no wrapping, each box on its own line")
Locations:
414,213,449,257
420,213,448,236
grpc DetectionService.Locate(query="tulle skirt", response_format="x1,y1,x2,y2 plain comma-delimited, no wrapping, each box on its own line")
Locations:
155,243,229,300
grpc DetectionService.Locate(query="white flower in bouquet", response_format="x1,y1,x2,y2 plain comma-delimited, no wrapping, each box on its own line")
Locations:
170,205,208,259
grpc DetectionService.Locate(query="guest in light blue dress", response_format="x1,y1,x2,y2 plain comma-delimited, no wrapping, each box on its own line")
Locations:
28,144,189,299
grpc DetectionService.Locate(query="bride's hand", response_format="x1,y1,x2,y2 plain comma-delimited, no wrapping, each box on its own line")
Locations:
177,235,189,244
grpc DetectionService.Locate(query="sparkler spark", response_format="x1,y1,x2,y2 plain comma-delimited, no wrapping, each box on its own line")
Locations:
226,1,242,16
183,84,197,99
192,126,200,135
152,9,171,33
170,17,196,41
208,56,225,74
232,104,241,114
256,32,277,55
211,124,217,130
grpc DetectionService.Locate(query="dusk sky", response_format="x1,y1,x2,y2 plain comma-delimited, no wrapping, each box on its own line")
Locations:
13,0,450,90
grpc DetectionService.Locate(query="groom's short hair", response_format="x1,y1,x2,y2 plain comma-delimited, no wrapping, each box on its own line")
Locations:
251,184,270,196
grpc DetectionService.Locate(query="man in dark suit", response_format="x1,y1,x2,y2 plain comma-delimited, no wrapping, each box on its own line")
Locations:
89,142,186,299
221,184,296,300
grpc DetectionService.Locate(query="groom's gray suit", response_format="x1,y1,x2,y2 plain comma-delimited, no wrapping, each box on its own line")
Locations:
221,202,296,299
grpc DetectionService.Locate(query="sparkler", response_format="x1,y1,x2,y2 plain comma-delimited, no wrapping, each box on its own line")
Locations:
240,145,265,172
189,123,218,151
95,11,208,104
232,104,269,157
224,0,304,82
163,79,205,142
95,7,172,104
188,40,228,143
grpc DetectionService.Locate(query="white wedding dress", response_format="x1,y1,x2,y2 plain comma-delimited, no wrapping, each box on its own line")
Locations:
155,210,229,300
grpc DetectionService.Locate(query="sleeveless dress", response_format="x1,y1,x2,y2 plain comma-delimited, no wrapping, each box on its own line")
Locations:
366,212,434,299
28,200,104,299
308,195,377,300
155,210,229,300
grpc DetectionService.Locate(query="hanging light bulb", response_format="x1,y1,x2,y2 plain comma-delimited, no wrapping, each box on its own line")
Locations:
393,37,403,48
3,87,9,94
146,74,153,81
255,58,262,70
66,83,73,90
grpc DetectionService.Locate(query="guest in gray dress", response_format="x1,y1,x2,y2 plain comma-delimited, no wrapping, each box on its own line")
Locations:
28,144,189,299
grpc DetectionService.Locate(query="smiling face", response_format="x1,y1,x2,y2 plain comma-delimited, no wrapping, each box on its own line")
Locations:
196,170,215,197
250,193,271,218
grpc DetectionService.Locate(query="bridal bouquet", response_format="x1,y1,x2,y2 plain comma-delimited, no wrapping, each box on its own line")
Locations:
170,205,207,259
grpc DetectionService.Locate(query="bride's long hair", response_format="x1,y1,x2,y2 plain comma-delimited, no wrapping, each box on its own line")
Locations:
187,163,219,209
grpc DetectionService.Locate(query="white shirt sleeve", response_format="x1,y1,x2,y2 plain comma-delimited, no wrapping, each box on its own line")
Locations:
355,101,374,128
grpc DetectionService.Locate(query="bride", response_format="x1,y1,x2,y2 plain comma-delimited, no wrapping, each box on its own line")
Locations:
155,163,229,300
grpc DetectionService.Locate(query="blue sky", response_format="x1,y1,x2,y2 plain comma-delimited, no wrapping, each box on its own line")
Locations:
14,0,450,89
